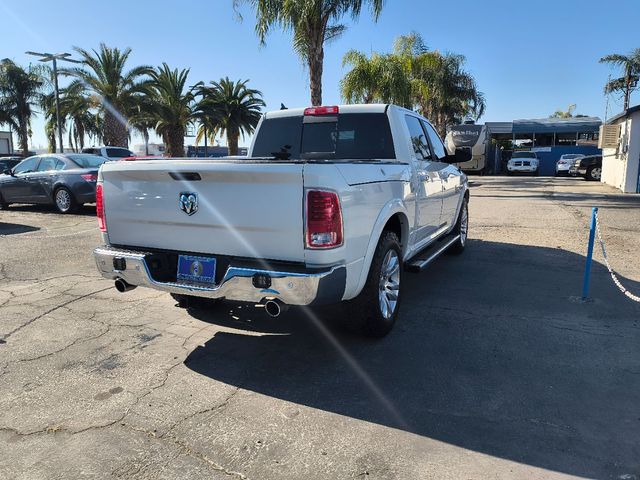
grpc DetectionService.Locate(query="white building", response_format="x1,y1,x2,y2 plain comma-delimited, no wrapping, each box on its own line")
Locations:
0,131,13,154
600,105,640,193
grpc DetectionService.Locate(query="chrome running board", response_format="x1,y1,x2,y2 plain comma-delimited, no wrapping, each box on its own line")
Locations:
405,234,461,272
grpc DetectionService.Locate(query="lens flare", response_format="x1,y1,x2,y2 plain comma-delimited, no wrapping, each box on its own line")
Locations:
177,175,408,429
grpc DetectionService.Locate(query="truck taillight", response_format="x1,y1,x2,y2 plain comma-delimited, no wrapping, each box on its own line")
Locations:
96,183,106,232
304,106,339,116
306,190,343,249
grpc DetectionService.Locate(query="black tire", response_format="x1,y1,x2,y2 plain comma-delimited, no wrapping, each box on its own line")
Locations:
343,231,402,338
448,196,469,255
0,191,9,210
586,166,602,182
53,187,77,213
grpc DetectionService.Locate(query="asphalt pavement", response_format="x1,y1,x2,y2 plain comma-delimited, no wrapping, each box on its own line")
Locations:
0,177,639,480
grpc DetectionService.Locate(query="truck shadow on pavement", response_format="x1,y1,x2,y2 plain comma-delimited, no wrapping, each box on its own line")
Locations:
184,239,640,479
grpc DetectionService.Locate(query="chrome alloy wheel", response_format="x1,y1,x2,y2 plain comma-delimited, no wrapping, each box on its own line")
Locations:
55,189,71,212
460,202,469,245
378,249,400,319
591,167,602,180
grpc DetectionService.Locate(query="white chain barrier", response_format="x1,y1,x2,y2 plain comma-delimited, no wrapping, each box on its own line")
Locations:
594,210,640,303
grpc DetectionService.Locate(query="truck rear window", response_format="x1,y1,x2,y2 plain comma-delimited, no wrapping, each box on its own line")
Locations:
252,113,395,161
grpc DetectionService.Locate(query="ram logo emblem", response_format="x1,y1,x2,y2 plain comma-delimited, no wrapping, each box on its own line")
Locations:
179,192,198,216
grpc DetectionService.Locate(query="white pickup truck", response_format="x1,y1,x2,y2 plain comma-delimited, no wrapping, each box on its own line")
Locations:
93,104,470,337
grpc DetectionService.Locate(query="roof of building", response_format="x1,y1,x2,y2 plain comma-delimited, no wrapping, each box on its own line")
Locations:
485,122,513,134
511,116,602,134
483,117,602,135
607,104,640,124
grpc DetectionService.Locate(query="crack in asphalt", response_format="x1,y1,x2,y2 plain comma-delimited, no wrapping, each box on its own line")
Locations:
1,286,113,341
0,356,248,479
160,386,241,440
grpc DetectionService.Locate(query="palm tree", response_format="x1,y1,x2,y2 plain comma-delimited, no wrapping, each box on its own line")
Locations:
235,0,384,106
340,50,411,106
192,86,220,154
600,49,640,110
62,85,101,152
393,34,485,136
0,59,43,155
340,33,485,136
127,95,156,155
145,63,194,157
414,52,485,136
550,104,577,119
198,77,264,155
62,44,152,147
39,91,62,152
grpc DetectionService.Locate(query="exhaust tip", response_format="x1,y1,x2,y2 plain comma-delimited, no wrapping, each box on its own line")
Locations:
264,299,288,318
114,278,136,293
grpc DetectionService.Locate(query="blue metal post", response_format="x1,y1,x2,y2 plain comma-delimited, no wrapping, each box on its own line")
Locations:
582,207,598,300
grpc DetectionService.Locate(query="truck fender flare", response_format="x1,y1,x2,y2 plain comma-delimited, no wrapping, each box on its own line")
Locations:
350,199,409,299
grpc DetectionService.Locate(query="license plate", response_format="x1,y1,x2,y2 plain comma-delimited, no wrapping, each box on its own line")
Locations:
177,255,216,286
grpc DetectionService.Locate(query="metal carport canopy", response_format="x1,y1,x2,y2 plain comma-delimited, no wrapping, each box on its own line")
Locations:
511,117,601,134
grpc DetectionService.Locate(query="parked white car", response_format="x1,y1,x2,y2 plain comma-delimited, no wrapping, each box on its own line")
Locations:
556,154,584,176
82,146,134,160
92,104,471,337
507,151,539,175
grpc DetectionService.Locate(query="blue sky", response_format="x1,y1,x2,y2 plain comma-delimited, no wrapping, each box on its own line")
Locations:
1,0,639,150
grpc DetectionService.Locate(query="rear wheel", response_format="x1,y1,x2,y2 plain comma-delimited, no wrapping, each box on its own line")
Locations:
344,231,402,338
587,166,602,181
54,187,77,213
0,191,9,210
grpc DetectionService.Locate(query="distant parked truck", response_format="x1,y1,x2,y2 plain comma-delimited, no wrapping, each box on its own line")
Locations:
0,131,14,155
186,145,248,157
82,146,135,160
132,143,166,157
445,124,487,174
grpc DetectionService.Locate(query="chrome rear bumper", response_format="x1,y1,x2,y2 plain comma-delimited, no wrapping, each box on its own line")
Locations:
93,245,345,306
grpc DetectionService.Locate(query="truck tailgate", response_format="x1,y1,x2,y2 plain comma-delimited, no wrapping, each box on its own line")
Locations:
100,161,305,262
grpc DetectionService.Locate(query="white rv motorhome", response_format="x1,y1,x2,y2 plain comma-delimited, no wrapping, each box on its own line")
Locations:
445,124,487,173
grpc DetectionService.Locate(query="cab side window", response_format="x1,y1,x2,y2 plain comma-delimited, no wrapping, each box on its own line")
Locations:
404,115,432,160
36,156,58,172
13,157,39,174
421,121,447,160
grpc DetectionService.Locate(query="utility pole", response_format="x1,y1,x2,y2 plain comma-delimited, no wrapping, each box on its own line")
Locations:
25,51,82,153
604,74,612,123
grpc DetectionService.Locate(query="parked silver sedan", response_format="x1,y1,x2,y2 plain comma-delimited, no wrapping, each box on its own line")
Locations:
0,153,108,213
